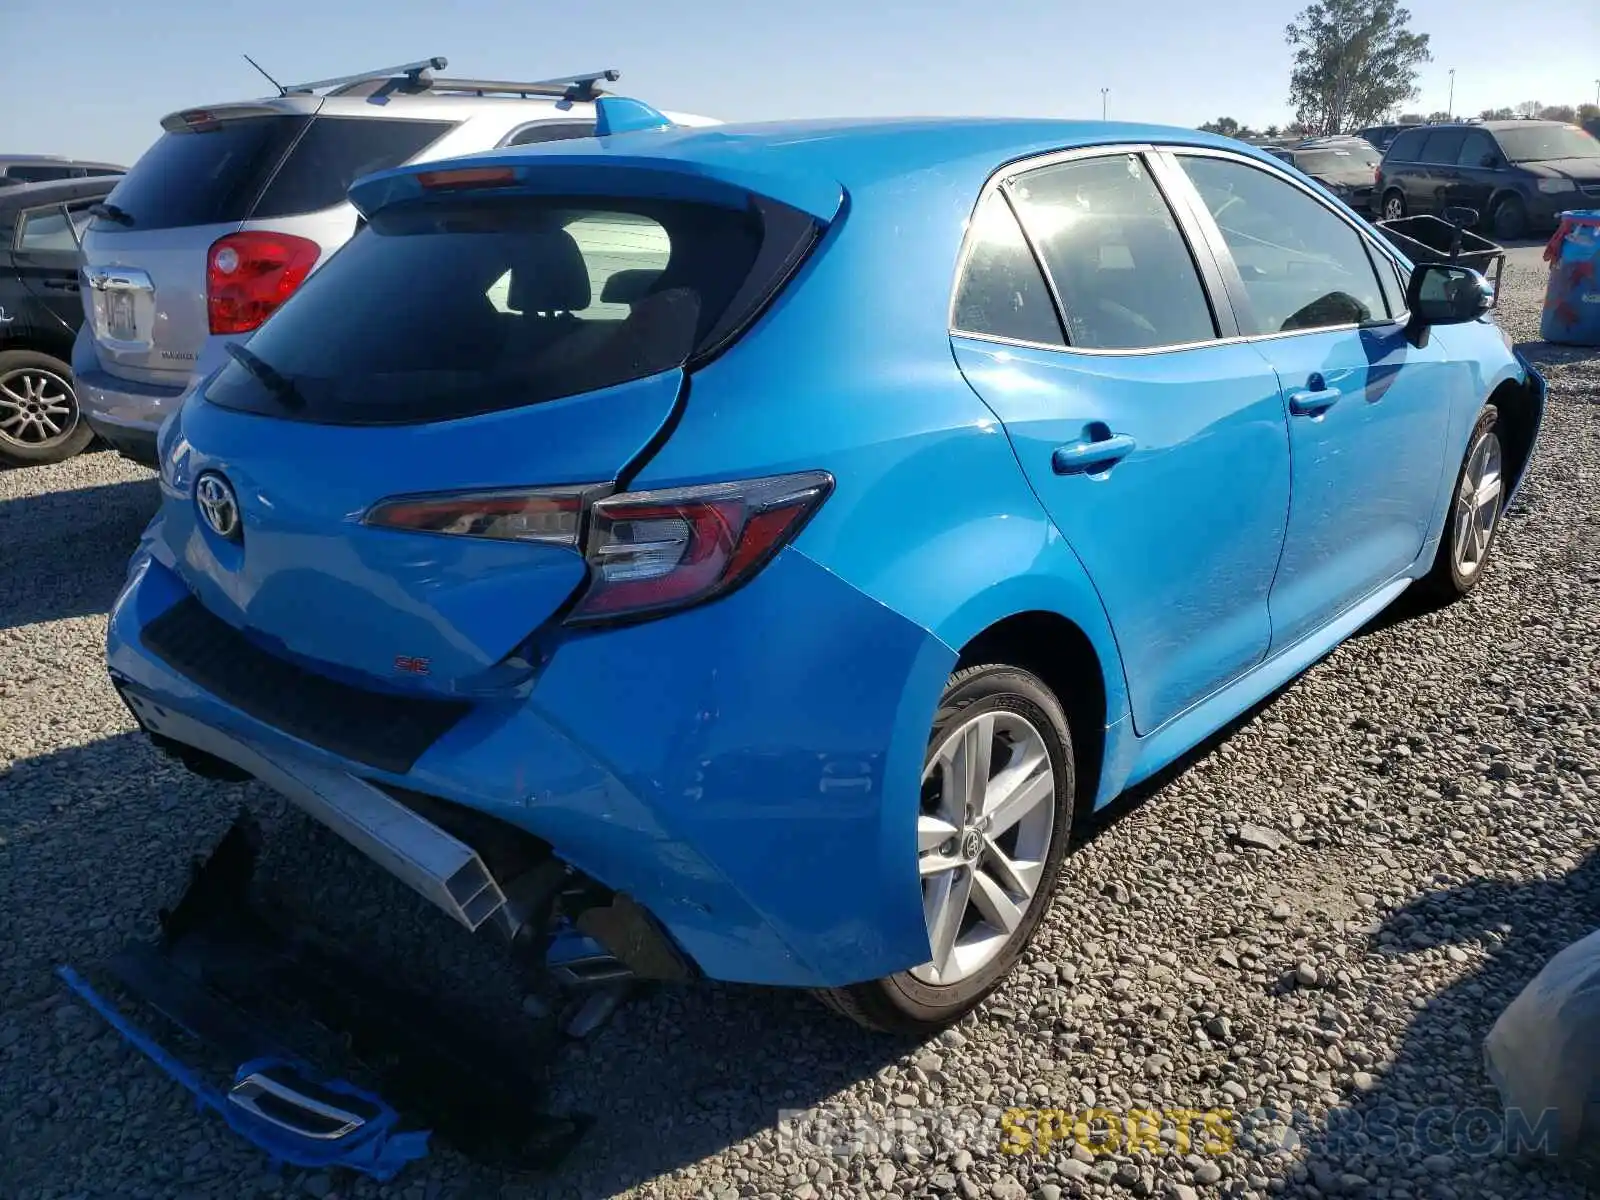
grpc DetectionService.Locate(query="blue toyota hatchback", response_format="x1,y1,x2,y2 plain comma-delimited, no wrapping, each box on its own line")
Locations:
108,105,1543,1033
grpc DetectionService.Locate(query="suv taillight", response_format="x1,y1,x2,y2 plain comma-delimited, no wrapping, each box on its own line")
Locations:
207,231,320,335
363,471,834,625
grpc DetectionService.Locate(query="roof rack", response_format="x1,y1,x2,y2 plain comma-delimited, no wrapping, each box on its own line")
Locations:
275,58,621,104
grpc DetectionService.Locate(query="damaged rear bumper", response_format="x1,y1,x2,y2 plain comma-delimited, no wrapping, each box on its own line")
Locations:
107,546,953,988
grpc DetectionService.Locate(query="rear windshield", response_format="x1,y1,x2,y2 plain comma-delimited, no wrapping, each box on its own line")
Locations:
101,116,312,229
203,193,818,425
1294,148,1378,174
100,115,453,230
1495,124,1600,163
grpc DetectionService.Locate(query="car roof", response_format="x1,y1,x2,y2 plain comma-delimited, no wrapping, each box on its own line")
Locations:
0,154,124,169
378,115,1285,207
0,176,122,213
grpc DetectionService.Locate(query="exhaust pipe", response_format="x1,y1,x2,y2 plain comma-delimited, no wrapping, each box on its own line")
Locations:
119,692,507,932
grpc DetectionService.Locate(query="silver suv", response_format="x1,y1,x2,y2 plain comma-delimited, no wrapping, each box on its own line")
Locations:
75,58,716,466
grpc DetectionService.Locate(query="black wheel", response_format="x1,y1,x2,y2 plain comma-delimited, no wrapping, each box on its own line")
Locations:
1382,191,1406,222
1491,195,1529,241
0,349,93,467
816,664,1076,1034
1420,405,1504,602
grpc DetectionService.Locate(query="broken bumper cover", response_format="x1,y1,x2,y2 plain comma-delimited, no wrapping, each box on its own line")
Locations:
60,968,429,1180
107,545,954,988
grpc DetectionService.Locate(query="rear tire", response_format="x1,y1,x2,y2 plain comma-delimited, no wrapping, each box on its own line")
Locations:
1420,404,1504,603
816,664,1076,1034
0,350,93,467
1491,195,1529,241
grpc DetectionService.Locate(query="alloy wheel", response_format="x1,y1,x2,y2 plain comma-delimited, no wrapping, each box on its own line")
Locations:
1452,428,1503,579
1384,195,1404,221
911,709,1056,985
0,367,77,449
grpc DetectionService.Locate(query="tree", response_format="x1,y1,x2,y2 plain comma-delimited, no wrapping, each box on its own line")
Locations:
1579,104,1600,125
1515,100,1542,118
1480,106,1516,120
1398,113,1426,125
1264,124,1282,138
1198,117,1242,136
1286,0,1432,135
1424,110,1451,122
1538,104,1576,122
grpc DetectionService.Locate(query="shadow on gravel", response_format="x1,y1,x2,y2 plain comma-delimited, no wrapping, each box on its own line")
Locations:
0,729,916,1199
0,477,158,631
1287,849,1600,1198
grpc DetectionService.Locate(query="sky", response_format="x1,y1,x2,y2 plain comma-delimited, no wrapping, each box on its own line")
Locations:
3,0,1597,166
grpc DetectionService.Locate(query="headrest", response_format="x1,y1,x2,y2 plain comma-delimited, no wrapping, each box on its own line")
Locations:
508,230,591,313
600,268,663,305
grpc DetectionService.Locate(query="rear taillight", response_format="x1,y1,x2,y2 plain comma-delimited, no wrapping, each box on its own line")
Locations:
361,471,834,625
568,472,833,623
207,231,321,335
364,485,598,546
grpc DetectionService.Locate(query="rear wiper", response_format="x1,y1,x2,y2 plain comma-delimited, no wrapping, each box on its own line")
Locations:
225,343,304,411
89,202,134,226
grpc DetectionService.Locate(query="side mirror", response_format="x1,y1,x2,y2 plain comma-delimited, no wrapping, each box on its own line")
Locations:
1481,153,1501,168
1404,262,1492,346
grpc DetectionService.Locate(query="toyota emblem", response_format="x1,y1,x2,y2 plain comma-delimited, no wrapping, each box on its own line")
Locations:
195,472,241,541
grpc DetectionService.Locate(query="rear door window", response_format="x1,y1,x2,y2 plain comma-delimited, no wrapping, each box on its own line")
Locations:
1007,153,1218,350
100,116,312,229
251,117,455,218
1179,154,1390,332
1386,129,1427,162
17,207,78,251
203,192,818,425
1419,129,1467,164
951,190,1065,346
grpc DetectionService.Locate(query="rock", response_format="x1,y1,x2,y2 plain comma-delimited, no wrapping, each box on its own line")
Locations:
1037,1186,1063,1200
1295,962,1320,988
1061,1159,1092,1180
953,1149,974,1173
876,1162,897,1191
1194,1161,1223,1184
1169,1187,1200,1200
1234,824,1284,851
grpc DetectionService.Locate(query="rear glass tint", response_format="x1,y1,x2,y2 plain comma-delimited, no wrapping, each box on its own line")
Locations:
203,193,817,425
100,116,312,229
252,117,455,218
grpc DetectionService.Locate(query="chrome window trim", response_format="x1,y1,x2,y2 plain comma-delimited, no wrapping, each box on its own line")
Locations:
948,142,1236,355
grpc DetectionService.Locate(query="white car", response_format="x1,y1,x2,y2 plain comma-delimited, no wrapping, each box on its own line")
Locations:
74,58,717,466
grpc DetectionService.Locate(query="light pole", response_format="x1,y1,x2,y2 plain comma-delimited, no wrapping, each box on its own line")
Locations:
1101,88,1109,120
1447,68,1455,120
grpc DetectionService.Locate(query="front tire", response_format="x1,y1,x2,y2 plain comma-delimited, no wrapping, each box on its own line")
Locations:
0,350,94,467
1382,191,1406,222
1491,195,1529,241
816,664,1076,1034
1420,404,1504,602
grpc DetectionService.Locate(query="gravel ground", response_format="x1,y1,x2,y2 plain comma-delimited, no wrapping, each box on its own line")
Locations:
2,259,1598,1200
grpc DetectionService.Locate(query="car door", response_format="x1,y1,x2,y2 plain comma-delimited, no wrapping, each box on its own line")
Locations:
1450,129,1500,215
1169,150,1459,652
11,201,91,331
950,148,1292,735
1416,128,1469,215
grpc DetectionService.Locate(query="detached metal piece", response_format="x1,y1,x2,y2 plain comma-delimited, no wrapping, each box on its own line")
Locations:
120,694,507,933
